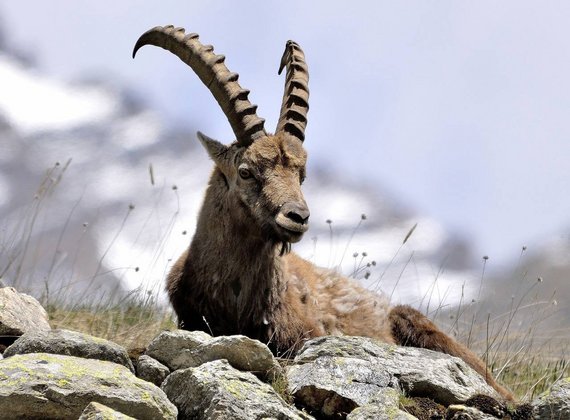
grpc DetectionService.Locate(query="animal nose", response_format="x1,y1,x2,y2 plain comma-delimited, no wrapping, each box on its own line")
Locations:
282,202,310,225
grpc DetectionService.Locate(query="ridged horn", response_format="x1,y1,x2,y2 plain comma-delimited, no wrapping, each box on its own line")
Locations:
275,40,309,142
133,25,266,146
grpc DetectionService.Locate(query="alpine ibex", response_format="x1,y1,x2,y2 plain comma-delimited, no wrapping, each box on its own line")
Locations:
133,25,513,400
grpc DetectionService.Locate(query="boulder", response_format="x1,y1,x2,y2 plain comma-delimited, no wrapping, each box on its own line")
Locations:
78,402,136,419
287,355,393,414
533,376,570,419
137,354,170,386
446,404,497,419
145,329,212,367
288,336,498,415
147,329,276,374
4,328,135,372
346,388,415,420
0,287,50,335
161,359,312,420
0,353,177,419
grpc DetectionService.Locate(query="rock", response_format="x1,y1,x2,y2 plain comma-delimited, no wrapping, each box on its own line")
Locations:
137,355,170,386
348,405,417,420
4,328,135,372
0,286,50,335
170,334,277,373
161,359,312,420
288,336,498,413
287,355,393,414
0,353,177,419
145,329,212,366
147,330,276,374
446,404,497,419
347,388,416,420
78,402,136,419
533,376,570,419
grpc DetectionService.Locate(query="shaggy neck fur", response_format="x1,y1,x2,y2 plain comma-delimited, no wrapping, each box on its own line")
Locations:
187,168,286,339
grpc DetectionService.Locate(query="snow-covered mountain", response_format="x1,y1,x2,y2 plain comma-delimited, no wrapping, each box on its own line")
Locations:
0,35,543,316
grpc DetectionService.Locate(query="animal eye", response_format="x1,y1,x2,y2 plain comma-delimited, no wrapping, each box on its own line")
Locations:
300,174,306,185
238,166,252,179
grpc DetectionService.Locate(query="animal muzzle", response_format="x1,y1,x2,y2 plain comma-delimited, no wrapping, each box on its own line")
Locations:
275,201,310,238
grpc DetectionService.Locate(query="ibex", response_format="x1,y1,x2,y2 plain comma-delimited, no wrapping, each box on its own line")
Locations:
133,25,513,400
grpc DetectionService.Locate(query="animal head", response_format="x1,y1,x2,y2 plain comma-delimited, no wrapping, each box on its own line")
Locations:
133,26,310,244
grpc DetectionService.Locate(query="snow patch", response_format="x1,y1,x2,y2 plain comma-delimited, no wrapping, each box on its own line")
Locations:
0,55,119,134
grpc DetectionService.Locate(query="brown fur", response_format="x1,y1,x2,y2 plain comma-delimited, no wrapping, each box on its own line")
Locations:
166,132,514,401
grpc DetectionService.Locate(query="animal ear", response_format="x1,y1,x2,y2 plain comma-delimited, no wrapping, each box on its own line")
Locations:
197,131,229,164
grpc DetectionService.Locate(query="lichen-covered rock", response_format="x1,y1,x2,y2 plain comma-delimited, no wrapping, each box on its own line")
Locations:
137,354,170,386
161,359,312,420
4,328,135,372
348,405,417,420
0,287,50,335
287,355,394,415
170,334,277,373
446,404,497,419
533,376,570,419
289,336,498,412
0,353,177,419
347,388,415,420
78,402,136,419
147,329,276,374
145,330,212,366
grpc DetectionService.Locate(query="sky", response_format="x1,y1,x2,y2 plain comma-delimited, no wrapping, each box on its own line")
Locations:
1,1,569,267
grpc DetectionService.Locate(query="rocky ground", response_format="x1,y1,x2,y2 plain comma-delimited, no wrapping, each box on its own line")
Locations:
0,286,568,419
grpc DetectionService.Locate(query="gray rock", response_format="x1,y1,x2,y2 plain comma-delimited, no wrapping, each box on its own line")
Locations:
289,336,498,411
147,329,276,374
137,354,170,386
78,402,136,419
162,359,312,420
4,328,135,372
533,376,570,419
287,355,394,414
0,287,50,335
145,329,212,367
446,404,497,419
347,388,416,420
0,352,177,419
171,335,277,373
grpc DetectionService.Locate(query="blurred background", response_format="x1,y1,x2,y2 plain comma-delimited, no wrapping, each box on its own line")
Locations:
0,1,568,343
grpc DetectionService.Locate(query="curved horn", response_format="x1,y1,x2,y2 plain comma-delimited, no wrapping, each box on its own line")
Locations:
133,25,266,146
275,41,309,142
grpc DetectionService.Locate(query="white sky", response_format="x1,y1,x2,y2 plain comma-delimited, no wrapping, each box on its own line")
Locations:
1,1,569,267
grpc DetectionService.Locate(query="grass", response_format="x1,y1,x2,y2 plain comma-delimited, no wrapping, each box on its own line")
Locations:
1,165,568,403
46,304,176,350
